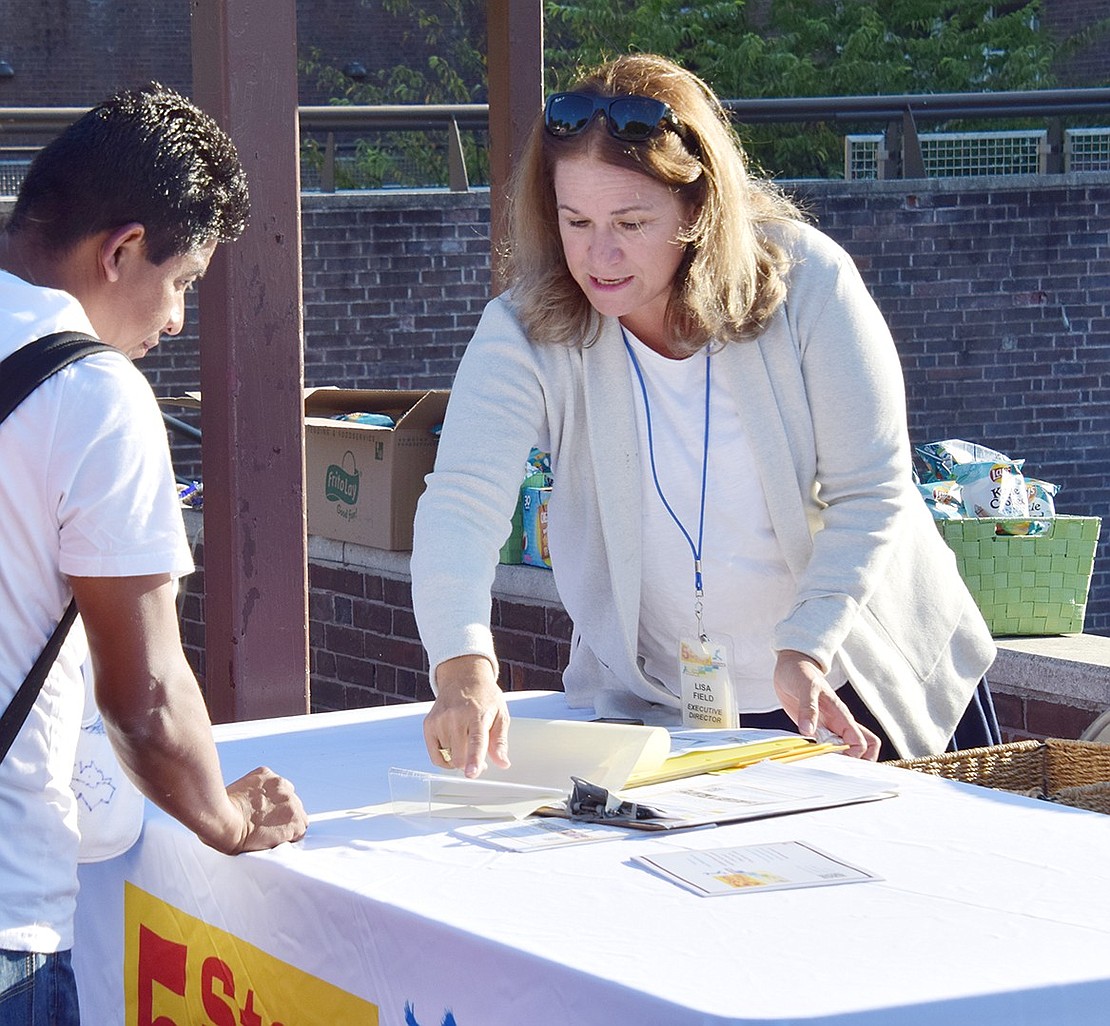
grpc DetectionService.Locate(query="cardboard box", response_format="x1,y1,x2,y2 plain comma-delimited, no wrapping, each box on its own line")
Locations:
163,387,448,551
304,388,448,550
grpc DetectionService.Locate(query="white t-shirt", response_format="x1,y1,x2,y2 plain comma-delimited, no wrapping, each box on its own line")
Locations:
0,270,193,952
625,330,796,714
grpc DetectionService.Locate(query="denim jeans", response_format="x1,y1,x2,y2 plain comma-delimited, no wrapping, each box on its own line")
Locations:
0,949,80,1026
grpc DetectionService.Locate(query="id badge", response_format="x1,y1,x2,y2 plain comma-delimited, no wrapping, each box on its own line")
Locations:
678,634,738,729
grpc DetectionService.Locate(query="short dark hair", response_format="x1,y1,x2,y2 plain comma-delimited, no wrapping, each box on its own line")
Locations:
7,83,250,264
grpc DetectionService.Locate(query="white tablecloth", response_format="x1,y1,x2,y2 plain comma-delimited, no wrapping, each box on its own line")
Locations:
74,691,1110,1025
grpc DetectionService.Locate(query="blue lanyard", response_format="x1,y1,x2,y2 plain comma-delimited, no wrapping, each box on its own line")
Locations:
622,328,711,634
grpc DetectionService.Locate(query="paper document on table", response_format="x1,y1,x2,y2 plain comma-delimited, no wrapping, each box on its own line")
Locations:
451,816,626,852
554,760,897,831
474,717,839,791
665,727,800,754
634,840,881,896
624,730,844,787
482,718,671,791
390,718,851,821
389,768,566,820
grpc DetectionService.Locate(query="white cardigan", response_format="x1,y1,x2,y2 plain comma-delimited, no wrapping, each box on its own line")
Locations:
411,221,995,758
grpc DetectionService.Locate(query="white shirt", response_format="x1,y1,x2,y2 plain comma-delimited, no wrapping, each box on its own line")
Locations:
624,330,795,713
0,270,193,952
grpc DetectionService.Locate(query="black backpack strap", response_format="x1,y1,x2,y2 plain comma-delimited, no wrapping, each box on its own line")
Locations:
0,600,79,763
0,330,117,764
0,331,116,423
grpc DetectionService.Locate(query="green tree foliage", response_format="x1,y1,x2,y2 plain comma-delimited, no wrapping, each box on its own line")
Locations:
546,0,1059,177
300,0,487,187
302,0,1065,183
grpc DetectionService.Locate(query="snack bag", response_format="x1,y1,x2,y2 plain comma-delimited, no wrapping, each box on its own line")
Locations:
1025,478,1059,519
916,480,964,520
951,460,1028,519
915,439,1021,483
526,448,552,480
1000,478,1060,536
331,412,395,427
501,448,553,565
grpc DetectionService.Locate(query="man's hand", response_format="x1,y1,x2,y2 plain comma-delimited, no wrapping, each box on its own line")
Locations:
423,655,511,779
74,573,309,854
217,767,308,855
773,649,881,760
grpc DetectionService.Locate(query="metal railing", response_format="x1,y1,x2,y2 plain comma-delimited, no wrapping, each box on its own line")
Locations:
721,88,1110,178
298,104,487,191
845,126,1110,179
4,87,1110,188
846,129,1053,179
0,103,489,194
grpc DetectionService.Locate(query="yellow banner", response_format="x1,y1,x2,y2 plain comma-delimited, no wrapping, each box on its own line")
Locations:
124,882,379,1025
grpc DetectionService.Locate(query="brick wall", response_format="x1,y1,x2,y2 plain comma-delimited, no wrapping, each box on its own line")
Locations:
791,175,1109,637
150,190,492,485
1041,0,1110,88
300,192,491,386
991,687,1104,742
0,1,193,107
125,177,1110,637
0,1,478,109
5,171,1109,726
176,526,1105,744
178,529,572,715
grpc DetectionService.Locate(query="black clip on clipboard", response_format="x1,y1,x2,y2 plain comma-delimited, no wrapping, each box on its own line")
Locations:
566,776,666,826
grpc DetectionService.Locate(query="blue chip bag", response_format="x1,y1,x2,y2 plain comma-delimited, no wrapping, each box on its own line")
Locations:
998,478,1059,536
915,439,1022,483
951,460,1028,519
1025,478,1059,519
331,412,396,427
527,447,552,478
917,480,964,520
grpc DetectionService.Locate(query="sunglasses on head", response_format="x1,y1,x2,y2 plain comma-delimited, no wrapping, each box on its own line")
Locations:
544,91,693,148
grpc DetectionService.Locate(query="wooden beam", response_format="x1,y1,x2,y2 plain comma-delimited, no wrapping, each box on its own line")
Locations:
190,0,309,722
486,0,543,294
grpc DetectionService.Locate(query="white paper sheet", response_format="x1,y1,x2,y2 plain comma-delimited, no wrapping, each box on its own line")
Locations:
634,840,881,896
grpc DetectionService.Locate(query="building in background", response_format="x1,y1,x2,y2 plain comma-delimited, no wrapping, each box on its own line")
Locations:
0,1,482,108
0,1,1107,110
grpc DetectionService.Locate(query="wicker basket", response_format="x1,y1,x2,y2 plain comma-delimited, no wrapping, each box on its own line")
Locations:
890,738,1110,815
936,515,1101,636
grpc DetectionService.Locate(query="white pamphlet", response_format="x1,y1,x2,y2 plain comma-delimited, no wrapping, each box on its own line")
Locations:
634,840,880,896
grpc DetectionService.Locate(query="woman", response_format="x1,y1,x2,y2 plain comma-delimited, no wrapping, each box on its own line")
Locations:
410,54,997,778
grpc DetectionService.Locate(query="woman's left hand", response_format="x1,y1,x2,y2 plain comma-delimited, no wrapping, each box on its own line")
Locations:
773,649,881,760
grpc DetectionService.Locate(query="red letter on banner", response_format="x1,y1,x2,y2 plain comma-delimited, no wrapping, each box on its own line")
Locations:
136,924,187,1026
201,956,238,1026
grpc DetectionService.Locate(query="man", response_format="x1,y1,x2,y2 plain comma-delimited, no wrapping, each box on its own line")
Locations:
0,84,307,1024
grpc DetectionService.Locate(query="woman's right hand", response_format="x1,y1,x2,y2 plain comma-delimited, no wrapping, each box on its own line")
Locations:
423,654,511,778
773,649,881,761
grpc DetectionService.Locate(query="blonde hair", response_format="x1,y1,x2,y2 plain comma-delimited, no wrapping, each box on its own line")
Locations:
502,53,802,352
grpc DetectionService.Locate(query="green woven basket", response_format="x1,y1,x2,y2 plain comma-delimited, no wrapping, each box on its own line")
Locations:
936,515,1101,636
